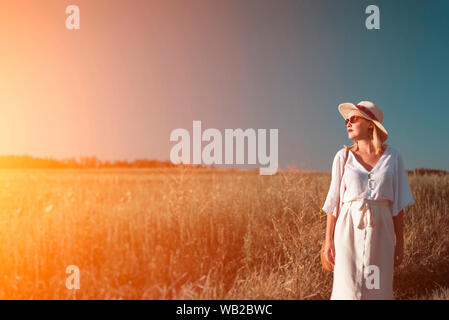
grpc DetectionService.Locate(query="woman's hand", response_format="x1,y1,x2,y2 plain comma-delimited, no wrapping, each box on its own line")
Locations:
394,241,404,268
393,210,404,268
324,212,337,267
324,239,335,267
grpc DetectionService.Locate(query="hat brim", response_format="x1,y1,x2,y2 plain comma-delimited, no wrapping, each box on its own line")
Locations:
338,102,389,142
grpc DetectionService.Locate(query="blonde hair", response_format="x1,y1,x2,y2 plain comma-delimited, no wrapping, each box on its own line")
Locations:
347,121,385,155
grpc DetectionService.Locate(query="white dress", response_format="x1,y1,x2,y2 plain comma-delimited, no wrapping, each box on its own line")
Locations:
322,145,415,300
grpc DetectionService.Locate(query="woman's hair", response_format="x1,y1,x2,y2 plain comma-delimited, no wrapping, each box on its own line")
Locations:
348,120,385,155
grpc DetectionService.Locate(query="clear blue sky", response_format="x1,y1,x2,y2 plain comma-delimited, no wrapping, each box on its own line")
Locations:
1,0,448,171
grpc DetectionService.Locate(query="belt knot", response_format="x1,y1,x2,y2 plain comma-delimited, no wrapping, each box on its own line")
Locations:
356,200,375,230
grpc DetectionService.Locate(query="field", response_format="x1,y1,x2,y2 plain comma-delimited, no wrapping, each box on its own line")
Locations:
0,167,448,299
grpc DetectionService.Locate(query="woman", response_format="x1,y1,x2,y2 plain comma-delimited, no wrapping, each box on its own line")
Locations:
322,101,414,300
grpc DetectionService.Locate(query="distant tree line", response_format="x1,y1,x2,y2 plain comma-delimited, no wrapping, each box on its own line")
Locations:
0,155,207,169
0,155,447,173
406,168,449,176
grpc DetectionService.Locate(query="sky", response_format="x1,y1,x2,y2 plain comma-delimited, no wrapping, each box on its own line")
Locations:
0,0,448,172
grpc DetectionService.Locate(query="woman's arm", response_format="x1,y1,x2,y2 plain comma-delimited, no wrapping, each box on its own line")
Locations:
393,210,404,267
324,211,337,265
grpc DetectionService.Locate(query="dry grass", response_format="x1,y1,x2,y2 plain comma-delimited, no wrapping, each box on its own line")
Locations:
0,167,447,299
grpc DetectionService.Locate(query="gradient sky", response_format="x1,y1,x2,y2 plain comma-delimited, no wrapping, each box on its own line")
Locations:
1,0,448,171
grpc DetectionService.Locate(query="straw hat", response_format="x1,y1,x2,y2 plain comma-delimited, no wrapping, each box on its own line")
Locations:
338,100,388,142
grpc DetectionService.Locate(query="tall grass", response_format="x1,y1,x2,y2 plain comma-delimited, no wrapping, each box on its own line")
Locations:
0,168,447,299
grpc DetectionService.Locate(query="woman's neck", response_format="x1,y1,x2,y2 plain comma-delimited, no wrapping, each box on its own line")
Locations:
354,140,384,155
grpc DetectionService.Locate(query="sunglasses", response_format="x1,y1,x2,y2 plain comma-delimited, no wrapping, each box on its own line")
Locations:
345,115,365,126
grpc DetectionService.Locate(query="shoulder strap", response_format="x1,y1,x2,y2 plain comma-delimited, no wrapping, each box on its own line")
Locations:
335,146,350,219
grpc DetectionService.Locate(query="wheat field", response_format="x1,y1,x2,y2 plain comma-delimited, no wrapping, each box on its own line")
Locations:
0,167,448,299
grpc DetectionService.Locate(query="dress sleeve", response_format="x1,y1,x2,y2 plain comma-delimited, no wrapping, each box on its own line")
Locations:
392,152,415,216
322,150,343,216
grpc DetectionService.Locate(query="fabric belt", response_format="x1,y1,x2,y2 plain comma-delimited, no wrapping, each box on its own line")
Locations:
345,199,391,230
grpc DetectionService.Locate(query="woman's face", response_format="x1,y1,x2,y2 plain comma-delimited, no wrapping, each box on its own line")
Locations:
345,110,372,141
